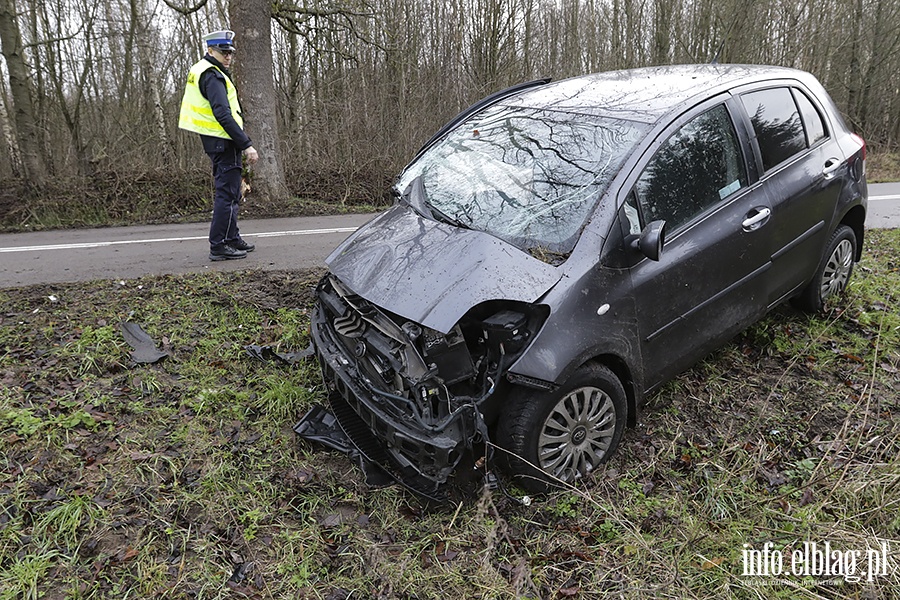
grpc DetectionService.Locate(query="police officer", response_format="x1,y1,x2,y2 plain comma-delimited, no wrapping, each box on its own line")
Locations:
178,29,259,261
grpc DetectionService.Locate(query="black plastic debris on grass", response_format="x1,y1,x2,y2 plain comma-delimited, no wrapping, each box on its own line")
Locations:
293,404,394,490
119,322,169,364
245,344,314,365
294,405,529,505
246,346,398,493
250,345,451,500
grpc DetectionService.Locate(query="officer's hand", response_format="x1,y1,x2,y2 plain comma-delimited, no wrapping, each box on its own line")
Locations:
244,146,259,165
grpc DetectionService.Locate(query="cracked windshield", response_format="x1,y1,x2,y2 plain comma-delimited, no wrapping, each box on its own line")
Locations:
398,105,648,255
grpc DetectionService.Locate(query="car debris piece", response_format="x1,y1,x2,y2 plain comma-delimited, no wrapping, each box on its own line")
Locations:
293,404,355,454
293,405,395,490
119,322,169,364
245,344,314,365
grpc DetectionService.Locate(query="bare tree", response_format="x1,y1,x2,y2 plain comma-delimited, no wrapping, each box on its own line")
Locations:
35,0,97,177
0,72,19,179
0,0,47,189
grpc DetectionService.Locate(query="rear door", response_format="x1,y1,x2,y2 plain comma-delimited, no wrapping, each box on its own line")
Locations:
736,84,845,306
624,97,772,388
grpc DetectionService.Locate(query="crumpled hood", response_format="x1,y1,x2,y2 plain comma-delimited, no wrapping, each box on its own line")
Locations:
326,205,562,333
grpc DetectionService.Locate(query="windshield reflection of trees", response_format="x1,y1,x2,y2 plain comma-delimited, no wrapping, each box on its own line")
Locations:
424,108,642,254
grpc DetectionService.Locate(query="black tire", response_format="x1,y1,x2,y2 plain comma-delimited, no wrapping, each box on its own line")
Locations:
496,363,627,492
792,225,857,313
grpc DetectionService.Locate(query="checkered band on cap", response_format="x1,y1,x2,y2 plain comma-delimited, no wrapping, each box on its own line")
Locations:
202,29,235,48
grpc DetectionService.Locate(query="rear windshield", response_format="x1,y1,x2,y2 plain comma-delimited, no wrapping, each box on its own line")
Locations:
397,105,648,256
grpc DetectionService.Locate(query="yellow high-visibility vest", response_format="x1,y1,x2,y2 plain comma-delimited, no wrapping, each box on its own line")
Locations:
178,59,243,138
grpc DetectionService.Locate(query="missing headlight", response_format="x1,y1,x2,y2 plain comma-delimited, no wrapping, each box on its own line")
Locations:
420,324,475,385
482,309,529,355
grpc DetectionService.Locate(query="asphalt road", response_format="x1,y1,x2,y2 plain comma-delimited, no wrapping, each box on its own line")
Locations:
1,182,898,289
0,213,376,289
866,181,900,229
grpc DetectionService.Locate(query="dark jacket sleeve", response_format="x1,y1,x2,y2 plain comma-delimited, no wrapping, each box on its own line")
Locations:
198,68,252,151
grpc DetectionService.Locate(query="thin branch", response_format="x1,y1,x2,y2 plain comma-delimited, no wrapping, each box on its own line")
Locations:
23,27,84,49
159,0,208,17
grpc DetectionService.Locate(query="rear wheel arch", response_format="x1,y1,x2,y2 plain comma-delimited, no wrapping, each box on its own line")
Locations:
792,223,857,313
840,204,865,261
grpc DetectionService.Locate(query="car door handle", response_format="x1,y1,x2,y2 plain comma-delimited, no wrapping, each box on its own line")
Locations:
823,157,842,179
742,207,771,230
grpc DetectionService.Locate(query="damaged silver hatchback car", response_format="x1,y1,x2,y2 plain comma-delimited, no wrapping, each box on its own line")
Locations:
307,64,867,498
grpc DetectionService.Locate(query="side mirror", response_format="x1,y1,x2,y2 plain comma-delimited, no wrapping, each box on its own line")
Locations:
630,220,666,261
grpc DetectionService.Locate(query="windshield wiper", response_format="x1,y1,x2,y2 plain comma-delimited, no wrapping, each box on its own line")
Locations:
428,204,470,230
399,176,434,220
399,176,470,230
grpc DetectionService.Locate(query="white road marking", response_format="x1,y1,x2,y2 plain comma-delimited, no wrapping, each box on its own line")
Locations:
869,194,900,202
0,227,359,254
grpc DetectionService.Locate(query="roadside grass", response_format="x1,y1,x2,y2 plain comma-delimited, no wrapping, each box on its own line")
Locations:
867,151,900,182
11,193,384,233
0,231,898,598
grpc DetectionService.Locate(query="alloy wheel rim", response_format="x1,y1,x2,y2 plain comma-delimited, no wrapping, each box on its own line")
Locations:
538,386,617,482
820,239,854,298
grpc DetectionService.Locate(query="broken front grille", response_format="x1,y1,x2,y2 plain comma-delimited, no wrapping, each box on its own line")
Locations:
311,274,481,487
315,274,479,426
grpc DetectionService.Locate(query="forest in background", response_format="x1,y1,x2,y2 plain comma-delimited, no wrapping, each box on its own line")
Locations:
0,0,898,219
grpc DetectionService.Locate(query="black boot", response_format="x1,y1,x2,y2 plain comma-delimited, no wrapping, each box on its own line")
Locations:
209,245,248,261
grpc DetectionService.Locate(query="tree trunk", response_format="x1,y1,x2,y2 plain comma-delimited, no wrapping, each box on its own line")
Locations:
230,0,290,202
652,0,672,65
846,0,864,129
0,0,46,189
38,0,94,179
0,76,20,178
134,0,173,164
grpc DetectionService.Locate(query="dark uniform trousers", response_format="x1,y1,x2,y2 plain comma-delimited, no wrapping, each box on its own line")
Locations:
208,143,243,250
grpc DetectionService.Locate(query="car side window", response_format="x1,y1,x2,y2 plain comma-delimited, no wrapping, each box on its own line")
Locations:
792,88,827,146
740,87,807,171
633,104,747,233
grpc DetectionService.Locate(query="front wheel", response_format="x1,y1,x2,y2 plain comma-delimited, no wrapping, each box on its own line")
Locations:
792,225,857,313
496,363,627,492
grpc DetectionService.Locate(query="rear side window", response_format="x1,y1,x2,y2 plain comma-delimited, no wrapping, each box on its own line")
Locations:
740,87,806,171
634,104,747,232
792,89,827,146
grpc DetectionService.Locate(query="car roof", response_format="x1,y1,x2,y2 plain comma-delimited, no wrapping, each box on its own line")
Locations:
501,64,809,124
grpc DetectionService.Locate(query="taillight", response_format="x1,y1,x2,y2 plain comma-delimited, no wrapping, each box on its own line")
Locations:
850,133,867,160
847,133,866,181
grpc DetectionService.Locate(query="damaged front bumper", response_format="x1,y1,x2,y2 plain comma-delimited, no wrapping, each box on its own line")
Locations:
305,272,551,500
308,275,498,499
311,326,483,499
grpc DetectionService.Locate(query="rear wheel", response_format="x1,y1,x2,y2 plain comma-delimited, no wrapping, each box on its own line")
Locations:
496,363,627,492
793,225,857,313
